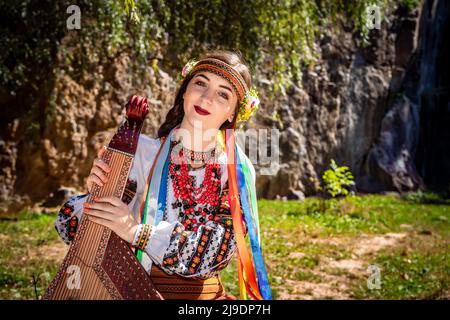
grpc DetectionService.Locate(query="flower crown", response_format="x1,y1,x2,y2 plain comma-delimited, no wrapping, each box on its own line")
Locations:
179,58,260,123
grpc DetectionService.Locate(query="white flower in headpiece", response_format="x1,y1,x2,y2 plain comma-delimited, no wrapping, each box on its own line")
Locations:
237,87,260,122
249,95,260,110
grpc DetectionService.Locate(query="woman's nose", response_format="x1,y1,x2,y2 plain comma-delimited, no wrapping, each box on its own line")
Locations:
200,88,214,104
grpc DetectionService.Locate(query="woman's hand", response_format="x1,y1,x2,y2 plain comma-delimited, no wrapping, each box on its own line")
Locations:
86,146,111,193
83,196,139,244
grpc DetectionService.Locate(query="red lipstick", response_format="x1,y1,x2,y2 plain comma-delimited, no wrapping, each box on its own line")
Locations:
194,105,210,115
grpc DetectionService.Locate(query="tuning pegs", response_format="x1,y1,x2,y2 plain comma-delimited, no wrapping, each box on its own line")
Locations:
126,95,149,120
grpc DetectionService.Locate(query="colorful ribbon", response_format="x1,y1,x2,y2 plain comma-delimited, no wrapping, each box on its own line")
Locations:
224,127,272,300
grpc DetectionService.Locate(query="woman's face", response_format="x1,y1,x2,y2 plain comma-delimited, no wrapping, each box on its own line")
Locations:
182,71,238,132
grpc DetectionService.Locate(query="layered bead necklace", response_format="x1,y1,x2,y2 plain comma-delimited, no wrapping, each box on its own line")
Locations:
168,138,222,231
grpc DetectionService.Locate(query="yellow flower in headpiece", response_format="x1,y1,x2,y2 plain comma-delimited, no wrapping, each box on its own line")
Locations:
237,87,260,123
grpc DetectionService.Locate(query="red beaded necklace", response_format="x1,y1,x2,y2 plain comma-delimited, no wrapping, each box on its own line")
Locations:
169,140,222,231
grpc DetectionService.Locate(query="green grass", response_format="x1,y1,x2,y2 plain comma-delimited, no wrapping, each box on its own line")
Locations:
353,243,450,299
1,192,449,299
258,194,450,237
0,210,61,299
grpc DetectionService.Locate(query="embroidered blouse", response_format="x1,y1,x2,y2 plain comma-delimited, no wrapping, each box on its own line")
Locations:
54,134,250,280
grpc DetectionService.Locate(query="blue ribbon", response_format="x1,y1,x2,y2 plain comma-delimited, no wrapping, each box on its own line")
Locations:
155,152,170,225
136,132,173,261
140,132,174,225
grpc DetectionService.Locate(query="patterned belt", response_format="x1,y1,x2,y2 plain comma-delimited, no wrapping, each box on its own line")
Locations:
149,265,236,300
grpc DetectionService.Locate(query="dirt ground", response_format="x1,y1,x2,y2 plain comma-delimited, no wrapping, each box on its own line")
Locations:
272,230,440,299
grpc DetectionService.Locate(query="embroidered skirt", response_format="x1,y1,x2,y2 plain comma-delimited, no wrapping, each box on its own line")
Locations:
150,265,237,300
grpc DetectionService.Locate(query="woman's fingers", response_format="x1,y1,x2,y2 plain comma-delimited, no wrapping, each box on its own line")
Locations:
87,174,104,190
83,202,114,220
86,201,120,215
86,147,110,193
85,208,114,221
90,166,109,184
94,196,123,207
88,215,111,228
95,146,110,174
97,145,107,158
93,158,111,174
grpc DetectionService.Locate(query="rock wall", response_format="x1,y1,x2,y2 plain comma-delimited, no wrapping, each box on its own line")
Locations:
364,0,449,193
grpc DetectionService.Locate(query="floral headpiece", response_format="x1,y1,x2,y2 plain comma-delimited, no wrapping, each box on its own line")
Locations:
179,58,260,123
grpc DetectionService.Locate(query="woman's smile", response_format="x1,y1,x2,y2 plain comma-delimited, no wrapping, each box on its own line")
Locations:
194,105,210,115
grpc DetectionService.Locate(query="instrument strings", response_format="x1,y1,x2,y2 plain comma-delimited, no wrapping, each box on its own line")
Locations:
53,150,129,299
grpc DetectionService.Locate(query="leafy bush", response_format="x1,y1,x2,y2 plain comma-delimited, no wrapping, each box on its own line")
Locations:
320,159,356,198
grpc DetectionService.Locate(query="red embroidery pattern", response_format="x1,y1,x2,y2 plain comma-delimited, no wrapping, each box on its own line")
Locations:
162,226,185,267
187,227,212,274
66,216,78,240
179,231,188,250
162,228,191,268
214,228,231,267
61,203,74,217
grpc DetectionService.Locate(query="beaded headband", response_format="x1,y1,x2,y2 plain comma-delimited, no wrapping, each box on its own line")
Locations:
179,57,260,123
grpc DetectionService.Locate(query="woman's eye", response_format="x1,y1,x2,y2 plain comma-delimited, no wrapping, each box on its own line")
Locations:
219,92,229,100
195,80,229,100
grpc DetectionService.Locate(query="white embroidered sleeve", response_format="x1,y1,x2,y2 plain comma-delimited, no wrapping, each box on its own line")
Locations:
140,219,238,279
54,194,88,245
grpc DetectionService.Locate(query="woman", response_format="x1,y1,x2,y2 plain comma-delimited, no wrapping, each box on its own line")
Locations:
55,49,272,300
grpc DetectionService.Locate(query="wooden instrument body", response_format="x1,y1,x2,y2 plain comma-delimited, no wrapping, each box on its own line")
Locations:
44,97,162,300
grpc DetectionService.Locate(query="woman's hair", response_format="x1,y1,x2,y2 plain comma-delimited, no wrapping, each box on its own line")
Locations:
157,49,252,138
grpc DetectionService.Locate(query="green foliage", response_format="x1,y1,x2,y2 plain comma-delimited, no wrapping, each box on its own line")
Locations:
0,1,66,103
0,0,410,105
400,0,421,11
401,190,450,205
320,159,356,198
